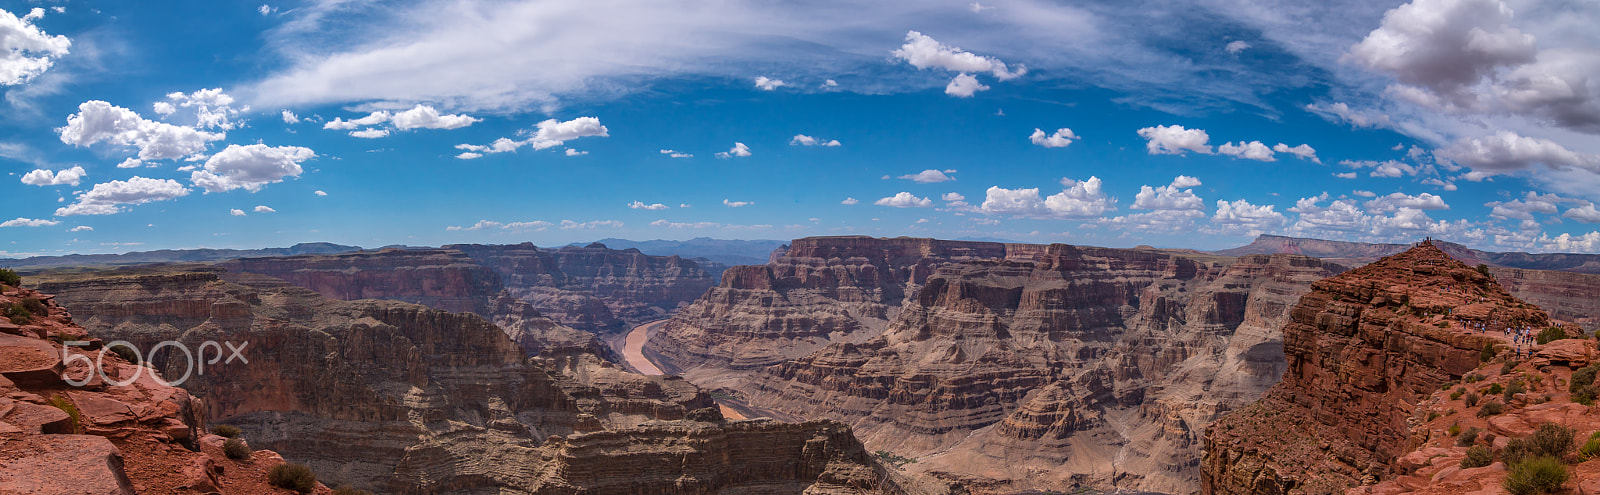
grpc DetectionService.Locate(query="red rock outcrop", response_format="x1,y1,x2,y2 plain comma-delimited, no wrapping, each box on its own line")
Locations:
28,266,896,494
0,283,328,494
1201,241,1583,494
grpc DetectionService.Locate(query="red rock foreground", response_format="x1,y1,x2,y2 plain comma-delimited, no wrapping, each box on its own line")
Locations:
1203,241,1599,494
1,284,327,494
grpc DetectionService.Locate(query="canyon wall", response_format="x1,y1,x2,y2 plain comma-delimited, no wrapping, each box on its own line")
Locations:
30,266,894,494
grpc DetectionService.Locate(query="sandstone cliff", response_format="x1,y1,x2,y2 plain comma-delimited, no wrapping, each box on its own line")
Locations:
0,283,328,494
29,266,893,494
1201,241,1585,494
652,237,1347,493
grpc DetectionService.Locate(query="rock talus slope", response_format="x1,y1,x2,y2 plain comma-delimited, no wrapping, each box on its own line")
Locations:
1201,241,1586,494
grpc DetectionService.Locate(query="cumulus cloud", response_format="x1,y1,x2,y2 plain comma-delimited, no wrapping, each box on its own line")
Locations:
55,177,191,216
456,152,483,160
165,88,245,130
715,142,751,158
1273,143,1321,163
1288,193,1475,242
564,148,587,156
1341,159,1420,178
117,158,144,169
899,169,955,183
754,76,786,90
0,7,72,86
841,197,859,205
281,110,300,124
629,201,668,210
254,205,276,213
390,104,479,130
1565,204,1600,223
1218,141,1276,161
944,73,989,97
942,192,965,201
314,190,328,196
1209,199,1286,236
1131,176,1205,210
1225,40,1251,54
1485,191,1578,221
230,209,247,216
1029,128,1077,148
68,225,91,232
790,134,840,146
659,149,693,158
1305,102,1395,129
893,30,1025,81
723,199,752,207
57,101,226,161
324,111,391,130
1137,125,1211,155
650,219,722,229
458,116,609,153
875,192,934,208
1437,131,1599,176
559,219,623,230
190,144,315,193
980,176,1116,219
350,128,390,139
446,219,554,231
20,165,86,186
1,217,60,227
1539,232,1600,253
1365,192,1450,212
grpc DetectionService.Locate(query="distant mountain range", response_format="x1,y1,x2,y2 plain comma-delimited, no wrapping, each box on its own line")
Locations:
571,237,788,267
1,242,363,270
1215,234,1600,274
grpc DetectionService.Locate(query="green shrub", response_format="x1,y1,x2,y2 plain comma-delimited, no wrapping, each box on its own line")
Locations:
1477,400,1504,417
1488,383,1505,395
212,424,241,438
1503,360,1519,375
1466,373,1485,383
1481,343,1498,363
1448,424,1462,436
223,438,251,460
1461,445,1493,468
106,343,139,364
1536,327,1568,345
0,267,20,287
333,486,375,495
268,463,317,493
1571,364,1600,394
1441,380,1459,390
1504,423,1577,465
3,302,31,325
1505,380,1527,402
1465,392,1481,407
19,297,45,316
1457,426,1481,446
1428,411,1441,421
1477,264,1492,277
46,395,82,434
1503,456,1568,495
1450,387,1466,401
1580,437,1600,460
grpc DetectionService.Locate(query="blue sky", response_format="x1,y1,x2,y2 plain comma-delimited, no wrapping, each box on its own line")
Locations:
4,0,1600,256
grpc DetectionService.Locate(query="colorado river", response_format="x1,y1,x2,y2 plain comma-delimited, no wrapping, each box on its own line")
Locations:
623,319,666,375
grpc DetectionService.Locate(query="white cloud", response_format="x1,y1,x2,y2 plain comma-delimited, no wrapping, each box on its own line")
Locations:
1365,192,1450,212
67,225,91,232
314,190,328,196
1218,141,1276,161
1437,131,1599,176
390,104,479,130
57,101,226,161
254,205,276,213
20,165,86,186
1136,125,1212,155
117,158,144,169
1,217,60,228
458,116,609,153
790,134,840,146
564,148,587,156
1273,143,1321,163
1304,102,1394,129
559,219,623,230
1287,193,1475,242
650,219,721,229
153,102,176,116
1225,40,1251,54
1334,172,1359,179
942,192,965,201
258,4,275,16
660,149,693,158
1485,191,1576,221
1341,159,1420,178
350,128,390,139
455,152,483,160
1209,199,1286,236
165,88,244,130
1565,204,1600,223
281,110,300,124
628,201,668,210
1354,190,1378,197
892,30,1025,81
723,199,752,207
970,2,992,13
1539,232,1600,253
823,79,838,88
190,144,315,193
875,192,934,208
715,142,751,158
754,76,786,90
899,169,955,183
1421,177,1459,190
1131,176,1205,211
55,177,191,216
1029,128,1077,148
944,73,989,98
0,7,71,86
324,111,392,130
841,197,859,205
980,176,1116,219
447,219,553,232
230,209,247,217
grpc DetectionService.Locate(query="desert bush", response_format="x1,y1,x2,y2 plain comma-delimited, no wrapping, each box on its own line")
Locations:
211,424,241,438
19,297,45,316
46,395,82,434
1503,456,1568,495
268,463,317,493
1505,380,1527,401
1536,327,1568,345
1428,411,1441,421
1457,426,1481,446
1466,373,1485,383
1579,436,1600,459
223,438,251,460
1481,343,1497,363
4,302,31,325
1503,423,1577,465
0,267,20,287
1571,365,1599,394
1451,387,1466,401
1487,383,1505,395
1465,392,1481,407
1448,424,1462,436
1461,445,1493,468
1477,400,1504,417
106,342,139,364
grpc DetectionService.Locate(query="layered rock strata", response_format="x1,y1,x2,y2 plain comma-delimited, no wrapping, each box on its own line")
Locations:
1201,241,1579,494
30,266,892,494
